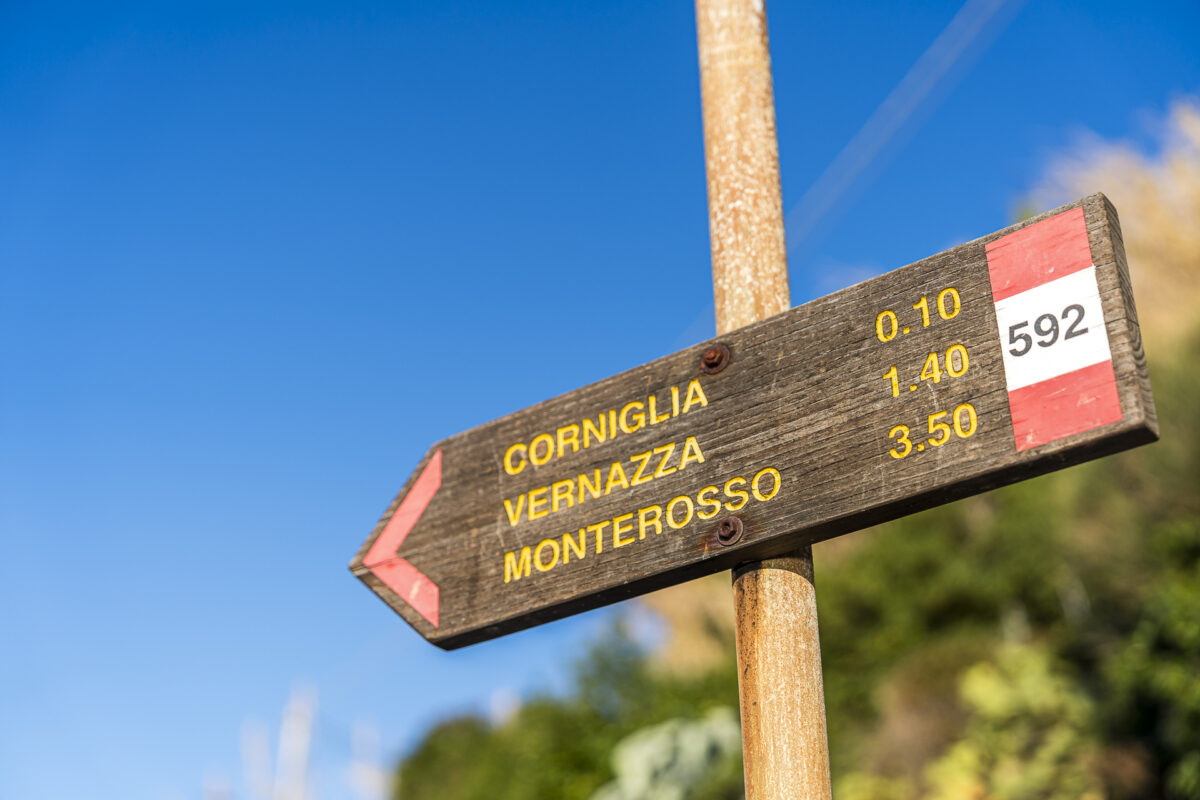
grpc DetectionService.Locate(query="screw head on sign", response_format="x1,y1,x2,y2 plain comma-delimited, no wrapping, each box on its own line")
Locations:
715,516,744,546
700,343,731,374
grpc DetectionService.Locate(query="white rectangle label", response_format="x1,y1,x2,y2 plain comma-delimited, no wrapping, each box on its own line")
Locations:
993,266,1113,391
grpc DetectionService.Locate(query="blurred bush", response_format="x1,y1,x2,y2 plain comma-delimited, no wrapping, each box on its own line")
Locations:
395,624,741,800
589,706,741,800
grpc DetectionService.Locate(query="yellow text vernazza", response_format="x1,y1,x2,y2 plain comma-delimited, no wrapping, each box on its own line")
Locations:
497,377,784,584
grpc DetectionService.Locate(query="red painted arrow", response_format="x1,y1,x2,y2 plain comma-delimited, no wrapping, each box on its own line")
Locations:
363,449,442,627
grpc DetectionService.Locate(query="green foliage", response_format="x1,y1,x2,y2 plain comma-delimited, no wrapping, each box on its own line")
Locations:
923,644,1105,800
835,773,915,800
395,623,739,800
835,644,1109,800
589,707,742,800
1108,520,1200,799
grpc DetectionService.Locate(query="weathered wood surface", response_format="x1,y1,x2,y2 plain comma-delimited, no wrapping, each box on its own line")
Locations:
351,194,1157,649
696,0,790,333
734,556,832,800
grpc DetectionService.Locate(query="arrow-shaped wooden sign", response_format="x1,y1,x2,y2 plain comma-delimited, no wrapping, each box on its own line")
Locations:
351,194,1157,649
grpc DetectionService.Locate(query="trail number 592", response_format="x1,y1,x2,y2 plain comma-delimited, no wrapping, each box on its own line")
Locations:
1008,304,1088,357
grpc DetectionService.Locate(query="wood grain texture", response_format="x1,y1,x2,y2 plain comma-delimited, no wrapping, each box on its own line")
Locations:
695,0,790,330
350,194,1158,649
734,554,832,799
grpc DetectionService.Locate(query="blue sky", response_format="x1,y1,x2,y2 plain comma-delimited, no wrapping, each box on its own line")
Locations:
2,1,1197,797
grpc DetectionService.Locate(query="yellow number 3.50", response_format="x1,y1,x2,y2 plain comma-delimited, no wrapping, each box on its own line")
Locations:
888,424,913,459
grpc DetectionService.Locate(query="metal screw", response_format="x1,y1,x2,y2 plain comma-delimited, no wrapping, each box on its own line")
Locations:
700,343,731,374
715,516,744,546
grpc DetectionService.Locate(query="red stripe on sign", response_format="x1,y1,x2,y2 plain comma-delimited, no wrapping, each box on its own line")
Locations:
365,450,442,567
1008,361,1122,452
364,449,442,627
370,558,440,628
986,207,1093,302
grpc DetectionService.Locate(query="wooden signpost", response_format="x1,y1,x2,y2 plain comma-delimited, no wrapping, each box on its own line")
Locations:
351,193,1157,650
352,4,1158,795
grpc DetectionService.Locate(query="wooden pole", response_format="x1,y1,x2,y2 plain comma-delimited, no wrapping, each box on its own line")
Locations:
695,0,790,332
694,1,834,798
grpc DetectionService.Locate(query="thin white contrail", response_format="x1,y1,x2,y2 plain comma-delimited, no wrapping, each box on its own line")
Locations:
784,0,1027,251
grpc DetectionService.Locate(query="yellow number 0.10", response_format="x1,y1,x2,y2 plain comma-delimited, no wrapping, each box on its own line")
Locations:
938,287,961,320
876,310,899,343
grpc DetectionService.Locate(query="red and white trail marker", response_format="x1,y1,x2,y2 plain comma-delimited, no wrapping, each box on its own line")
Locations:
987,208,1123,451
361,449,443,627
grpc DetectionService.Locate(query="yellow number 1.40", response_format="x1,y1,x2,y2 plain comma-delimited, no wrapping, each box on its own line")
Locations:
883,365,900,397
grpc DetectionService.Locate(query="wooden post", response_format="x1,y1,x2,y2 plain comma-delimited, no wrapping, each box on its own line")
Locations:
695,0,790,333
732,554,832,798
695,1,834,798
